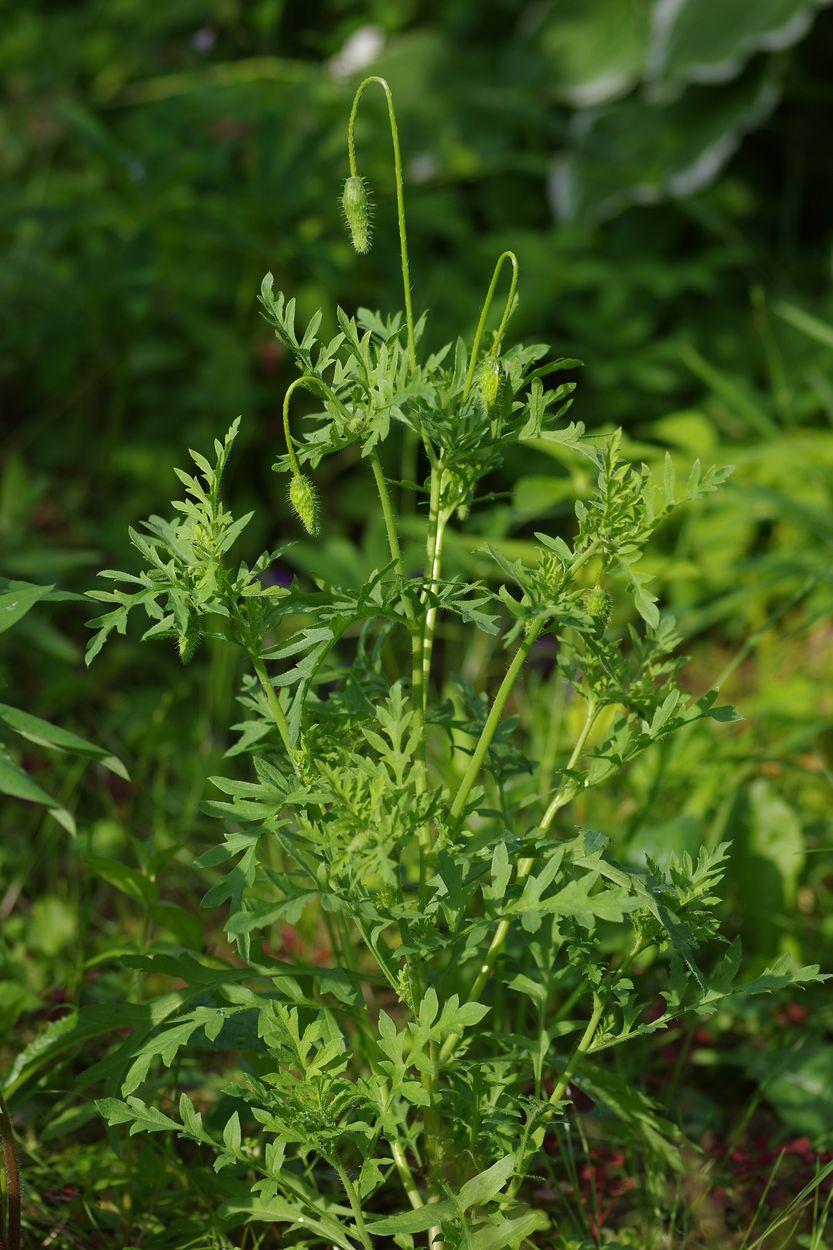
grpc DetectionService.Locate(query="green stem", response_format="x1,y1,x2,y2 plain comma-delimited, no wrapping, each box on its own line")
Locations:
547,992,605,1111
330,1154,373,1250
348,76,416,371
0,1092,20,1250
538,700,598,835
251,656,294,758
369,452,404,576
389,1135,424,1211
462,251,519,401
448,619,543,830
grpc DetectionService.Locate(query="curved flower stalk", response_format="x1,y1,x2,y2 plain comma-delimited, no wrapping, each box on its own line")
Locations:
344,76,416,372
462,249,519,402
281,373,406,586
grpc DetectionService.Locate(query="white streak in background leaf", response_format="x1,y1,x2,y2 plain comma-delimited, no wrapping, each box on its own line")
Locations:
667,133,742,197
549,69,780,224
408,152,438,184
646,0,692,85
667,78,779,196
547,156,577,223
647,0,829,99
328,25,385,81
565,68,640,110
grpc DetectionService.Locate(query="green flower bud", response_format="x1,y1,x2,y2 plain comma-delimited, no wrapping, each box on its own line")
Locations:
480,355,503,412
583,585,612,634
341,175,373,255
538,551,562,596
177,627,201,665
289,473,319,536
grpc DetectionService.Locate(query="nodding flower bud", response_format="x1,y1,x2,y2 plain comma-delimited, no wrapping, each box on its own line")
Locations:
289,473,319,536
341,175,373,255
480,356,503,412
177,627,201,665
584,585,612,634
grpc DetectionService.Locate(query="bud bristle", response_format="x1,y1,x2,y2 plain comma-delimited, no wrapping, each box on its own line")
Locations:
480,356,503,412
289,473,319,536
583,585,612,634
341,175,373,255
177,629,201,664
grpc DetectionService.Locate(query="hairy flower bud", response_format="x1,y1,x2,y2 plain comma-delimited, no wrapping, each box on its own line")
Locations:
584,585,612,634
480,355,503,412
177,627,201,664
289,473,319,536
341,175,373,255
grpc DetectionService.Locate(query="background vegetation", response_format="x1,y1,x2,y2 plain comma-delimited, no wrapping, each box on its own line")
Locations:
2,1,833,1245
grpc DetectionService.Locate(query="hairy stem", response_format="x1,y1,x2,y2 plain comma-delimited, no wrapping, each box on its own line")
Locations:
538,699,599,834
420,467,447,710
0,1092,20,1250
348,76,416,371
389,1135,424,1212
369,452,405,577
462,251,519,401
251,656,294,758
330,1154,373,1250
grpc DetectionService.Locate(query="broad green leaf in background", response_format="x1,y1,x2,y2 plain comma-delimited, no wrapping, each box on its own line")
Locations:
0,582,53,633
0,746,75,834
646,0,830,98
741,1045,833,1144
0,703,128,779
541,0,652,107
550,63,778,224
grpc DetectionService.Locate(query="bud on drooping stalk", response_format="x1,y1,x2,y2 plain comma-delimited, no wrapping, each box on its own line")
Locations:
341,175,373,255
583,585,612,634
289,473,319,536
480,355,503,412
